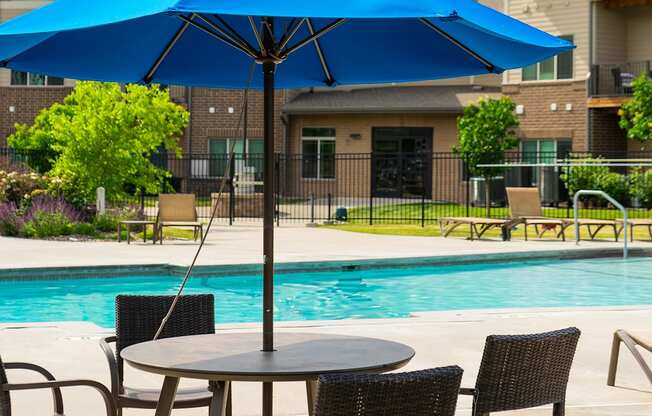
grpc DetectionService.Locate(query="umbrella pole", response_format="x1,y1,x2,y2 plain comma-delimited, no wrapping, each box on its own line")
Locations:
262,16,276,416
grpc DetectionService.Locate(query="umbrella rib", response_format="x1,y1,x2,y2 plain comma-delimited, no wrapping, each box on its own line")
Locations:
212,15,257,52
418,18,495,72
143,15,194,84
282,18,347,57
196,14,258,58
306,19,335,86
277,18,306,52
248,16,266,56
179,15,257,59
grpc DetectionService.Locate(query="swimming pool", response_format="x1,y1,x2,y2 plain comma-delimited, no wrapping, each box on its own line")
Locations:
1,257,651,327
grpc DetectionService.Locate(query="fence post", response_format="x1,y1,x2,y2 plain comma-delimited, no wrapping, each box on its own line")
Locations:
96,187,106,216
327,193,332,222
275,156,281,227
228,155,235,226
421,153,426,228
310,193,315,224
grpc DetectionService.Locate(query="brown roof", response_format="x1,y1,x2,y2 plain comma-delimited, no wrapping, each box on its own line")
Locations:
283,85,502,115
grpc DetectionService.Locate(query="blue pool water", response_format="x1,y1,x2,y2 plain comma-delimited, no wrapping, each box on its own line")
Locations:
1,257,651,327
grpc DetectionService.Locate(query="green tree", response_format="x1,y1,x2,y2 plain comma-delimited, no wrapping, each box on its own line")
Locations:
453,97,520,217
619,73,652,148
8,82,188,203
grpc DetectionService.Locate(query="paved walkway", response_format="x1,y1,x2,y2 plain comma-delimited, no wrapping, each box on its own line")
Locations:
2,307,651,416
0,223,642,269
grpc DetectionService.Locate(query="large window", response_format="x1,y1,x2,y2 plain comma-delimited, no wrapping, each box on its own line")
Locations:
301,127,336,180
10,70,64,86
521,139,572,186
522,35,573,81
208,138,263,177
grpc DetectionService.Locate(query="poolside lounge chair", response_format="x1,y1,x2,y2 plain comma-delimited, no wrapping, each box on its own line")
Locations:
0,355,116,416
460,327,580,416
313,366,463,416
99,295,226,416
506,187,568,241
155,194,204,244
439,217,508,240
607,329,652,386
616,218,652,242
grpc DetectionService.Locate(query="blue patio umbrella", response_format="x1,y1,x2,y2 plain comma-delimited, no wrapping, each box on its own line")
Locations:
0,2,572,412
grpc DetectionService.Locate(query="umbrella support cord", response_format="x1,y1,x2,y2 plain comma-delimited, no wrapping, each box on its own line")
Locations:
153,61,257,340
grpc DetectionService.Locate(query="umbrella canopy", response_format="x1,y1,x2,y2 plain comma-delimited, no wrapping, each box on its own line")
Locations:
0,2,573,414
0,0,573,88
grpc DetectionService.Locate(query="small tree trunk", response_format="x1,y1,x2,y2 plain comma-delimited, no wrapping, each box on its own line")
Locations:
485,176,491,218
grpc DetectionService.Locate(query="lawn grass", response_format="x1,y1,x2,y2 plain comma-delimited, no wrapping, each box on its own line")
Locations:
345,202,650,223
321,222,648,241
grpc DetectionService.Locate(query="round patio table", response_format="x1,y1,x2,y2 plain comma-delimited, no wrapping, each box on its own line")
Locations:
121,332,415,416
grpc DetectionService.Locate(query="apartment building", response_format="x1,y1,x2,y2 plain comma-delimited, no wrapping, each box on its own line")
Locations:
503,0,652,156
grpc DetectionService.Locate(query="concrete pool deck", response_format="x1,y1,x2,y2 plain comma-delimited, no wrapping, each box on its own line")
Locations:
1,225,651,415
1,306,651,416
0,223,646,270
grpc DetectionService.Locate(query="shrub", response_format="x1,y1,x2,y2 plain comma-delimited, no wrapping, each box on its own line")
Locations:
25,194,83,223
23,211,73,238
561,160,629,206
72,222,97,236
0,202,23,237
595,171,629,205
93,207,141,233
630,169,652,208
0,170,52,207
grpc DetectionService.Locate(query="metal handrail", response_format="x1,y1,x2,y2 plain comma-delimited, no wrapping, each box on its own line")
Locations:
573,190,628,258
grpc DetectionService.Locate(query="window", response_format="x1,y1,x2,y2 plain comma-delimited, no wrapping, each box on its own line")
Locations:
10,70,65,86
302,127,336,179
522,35,573,81
521,139,572,186
208,138,263,177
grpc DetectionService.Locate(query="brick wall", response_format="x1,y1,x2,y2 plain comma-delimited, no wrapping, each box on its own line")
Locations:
187,88,288,154
503,80,589,151
0,86,72,146
589,107,627,155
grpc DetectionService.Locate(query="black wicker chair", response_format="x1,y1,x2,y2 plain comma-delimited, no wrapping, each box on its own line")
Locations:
99,294,221,416
313,366,463,416
461,327,581,416
0,355,116,416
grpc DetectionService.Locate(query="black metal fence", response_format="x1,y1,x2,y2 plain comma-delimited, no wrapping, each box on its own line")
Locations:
590,61,651,97
3,147,652,224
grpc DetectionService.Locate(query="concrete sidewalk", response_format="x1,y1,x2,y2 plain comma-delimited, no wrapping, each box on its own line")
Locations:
1,307,651,416
0,223,641,269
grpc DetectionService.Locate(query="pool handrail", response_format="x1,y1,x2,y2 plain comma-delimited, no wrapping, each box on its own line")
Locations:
573,190,627,258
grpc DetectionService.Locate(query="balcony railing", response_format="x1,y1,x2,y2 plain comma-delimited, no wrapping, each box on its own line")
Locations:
590,61,651,97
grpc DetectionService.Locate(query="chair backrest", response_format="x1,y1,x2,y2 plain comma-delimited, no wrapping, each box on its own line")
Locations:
314,366,463,416
158,194,197,222
0,355,11,416
506,187,543,218
114,295,215,382
473,327,581,414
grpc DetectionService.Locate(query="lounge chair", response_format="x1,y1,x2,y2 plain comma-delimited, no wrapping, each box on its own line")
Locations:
460,327,580,416
607,329,652,386
506,187,568,240
0,355,116,416
439,217,508,240
616,218,652,242
99,295,226,416
313,366,463,416
155,194,204,244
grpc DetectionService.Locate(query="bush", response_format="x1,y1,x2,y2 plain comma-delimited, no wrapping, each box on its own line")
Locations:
630,169,652,208
561,160,629,206
93,207,141,233
595,171,630,205
72,222,97,236
23,211,73,238
0,202,23,237
0,170,52,207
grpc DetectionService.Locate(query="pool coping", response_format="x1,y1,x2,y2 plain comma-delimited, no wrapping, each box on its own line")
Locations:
0,246,650,280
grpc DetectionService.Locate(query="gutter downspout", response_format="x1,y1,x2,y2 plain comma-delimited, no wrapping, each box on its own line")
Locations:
186,86,193,191
281,109,290,199
587,0,596,152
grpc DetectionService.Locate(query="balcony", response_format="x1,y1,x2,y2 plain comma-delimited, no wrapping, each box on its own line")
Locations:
590,61,651,97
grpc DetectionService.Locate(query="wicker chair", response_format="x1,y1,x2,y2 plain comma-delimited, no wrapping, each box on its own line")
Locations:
313,366,463,416
99,295,222,416
460,327,580,416
0,355,116,416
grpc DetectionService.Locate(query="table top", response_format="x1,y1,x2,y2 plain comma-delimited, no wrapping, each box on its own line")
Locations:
121,332,415,382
